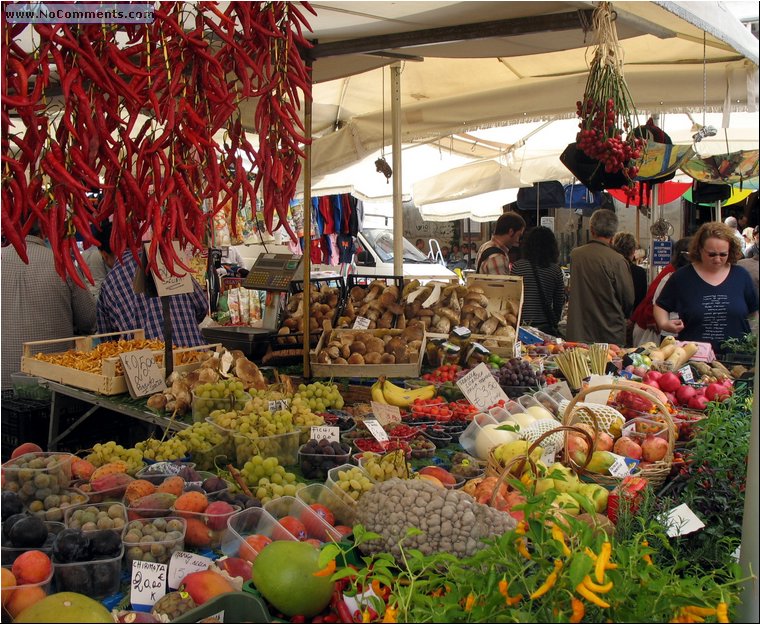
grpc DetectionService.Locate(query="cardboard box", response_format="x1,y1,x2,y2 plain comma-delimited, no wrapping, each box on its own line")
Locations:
310,328,425,378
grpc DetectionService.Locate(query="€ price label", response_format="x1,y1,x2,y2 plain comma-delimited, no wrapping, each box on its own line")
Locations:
167,551,212,590
353,316,371,330
268,399,290,412
120,349,167,398
310,426,340,443
130,560,168,611
456,362,509,412
679,365,694,383
363,419,389,443
370,401,401,426
146,241,194,296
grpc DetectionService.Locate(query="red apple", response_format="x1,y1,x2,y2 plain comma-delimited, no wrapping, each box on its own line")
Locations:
10,442,44,459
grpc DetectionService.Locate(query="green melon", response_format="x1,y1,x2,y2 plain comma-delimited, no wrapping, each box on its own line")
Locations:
251,541,335,617
13,592,113,623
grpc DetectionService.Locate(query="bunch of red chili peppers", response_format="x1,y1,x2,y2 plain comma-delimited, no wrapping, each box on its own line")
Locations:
2,1,313,285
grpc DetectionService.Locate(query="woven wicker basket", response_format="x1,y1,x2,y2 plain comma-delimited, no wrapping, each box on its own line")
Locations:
561,381,676,489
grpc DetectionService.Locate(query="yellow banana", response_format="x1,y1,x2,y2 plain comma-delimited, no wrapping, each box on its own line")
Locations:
371,377,388,404
381,378,436,408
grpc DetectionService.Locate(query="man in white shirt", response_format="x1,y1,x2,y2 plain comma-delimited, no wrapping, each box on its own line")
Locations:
724,216,746,254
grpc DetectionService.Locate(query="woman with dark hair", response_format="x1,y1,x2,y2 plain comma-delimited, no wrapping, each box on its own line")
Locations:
630,237,692,346
509,226,565,335
654,222,758,353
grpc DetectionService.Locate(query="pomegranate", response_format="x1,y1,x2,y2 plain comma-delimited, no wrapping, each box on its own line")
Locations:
658,372,681,394
641,435,668,462
643,379,660,390
566,433,589,465
613,436,643,461
644,370,662,383
675,385,697,405
705,383,730,402
595,431,614,452
688,395,709,410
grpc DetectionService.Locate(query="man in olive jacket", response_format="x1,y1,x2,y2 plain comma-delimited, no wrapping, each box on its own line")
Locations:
566,209,634,345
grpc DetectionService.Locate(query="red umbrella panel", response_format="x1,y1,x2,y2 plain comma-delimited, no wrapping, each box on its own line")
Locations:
608,181,691,207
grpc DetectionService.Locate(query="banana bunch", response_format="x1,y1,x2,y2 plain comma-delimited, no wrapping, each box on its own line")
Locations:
371,376,436,408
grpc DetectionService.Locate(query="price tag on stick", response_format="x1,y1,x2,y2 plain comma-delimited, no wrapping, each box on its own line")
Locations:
130,560,168,611
310,426,340,443
120,349,168,398
363,419,389,443
168,551,213,590
371,401,401,426
146,241,194,296
456,362,509,412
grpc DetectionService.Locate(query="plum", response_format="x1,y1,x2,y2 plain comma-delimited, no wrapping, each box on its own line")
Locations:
9,515,48,548
1,491,24,520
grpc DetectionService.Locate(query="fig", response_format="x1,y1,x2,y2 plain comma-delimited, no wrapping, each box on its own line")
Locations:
89,529,123,558
202,476,228,493
1,491,24,521
53,528,92,563
9,515,48,548
2,513,29,540
115,611,161,623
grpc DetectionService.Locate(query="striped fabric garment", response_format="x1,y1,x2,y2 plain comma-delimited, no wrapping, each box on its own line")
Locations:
509,259,565,329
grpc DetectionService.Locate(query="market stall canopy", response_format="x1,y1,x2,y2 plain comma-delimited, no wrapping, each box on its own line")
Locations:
288,1,759,178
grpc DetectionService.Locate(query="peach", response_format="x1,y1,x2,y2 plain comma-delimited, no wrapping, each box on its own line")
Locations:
418,466,456,486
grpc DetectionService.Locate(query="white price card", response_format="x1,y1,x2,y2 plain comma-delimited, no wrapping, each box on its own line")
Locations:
168,551,213,590
353,316,371,330
608,453,635,478
661,503,705,537
513,342,522,359
310,425,340,443
130,560,168,610
268,399,291,412
363,419,389,443
370,401,401,426
145,241,194,296
455,362,509,412
678,365,694,383
120,349,167,398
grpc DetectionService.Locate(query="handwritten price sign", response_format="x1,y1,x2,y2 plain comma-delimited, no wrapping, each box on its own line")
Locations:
120,349,167,398
168,551,213,589
310,425,340,443
371,401,401,426
146,241,194,296
455,362,509,412
130,560,167,611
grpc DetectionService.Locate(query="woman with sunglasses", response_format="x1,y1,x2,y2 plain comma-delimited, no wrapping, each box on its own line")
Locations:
654,222,758,354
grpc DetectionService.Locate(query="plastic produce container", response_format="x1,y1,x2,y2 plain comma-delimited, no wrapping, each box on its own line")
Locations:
264,495,343,544
1,452,73,505
325,463,375,506
192,390,252,424
75,478,131,504
22,487,89,521
53,544,124,599
188,437,229,472
457,413,499,458
298,443,352,481
1,521,64,564
295,483,356,527
233,431,300,467
2,565,54,605
122,516,186,565
175,504,241,550
173,591,273,623
222,506,298,562
64,501,127,534
135,462,197,485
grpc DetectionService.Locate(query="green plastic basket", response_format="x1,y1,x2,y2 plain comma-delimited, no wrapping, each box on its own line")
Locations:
172,590,273,622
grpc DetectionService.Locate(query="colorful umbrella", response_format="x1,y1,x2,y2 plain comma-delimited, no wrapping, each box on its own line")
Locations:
607,181,691,207
681,150,760,184
682,187,754,207
634,140,695,181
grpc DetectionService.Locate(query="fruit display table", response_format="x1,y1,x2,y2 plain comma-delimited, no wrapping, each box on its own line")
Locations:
41,380,190,451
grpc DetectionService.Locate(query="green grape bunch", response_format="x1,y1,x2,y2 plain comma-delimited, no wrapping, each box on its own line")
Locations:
360,450,414,482
332,466,374,503
239,455,304,504
192,379,252,422
295,381,345,412
85,441,144,474
135,437,190,462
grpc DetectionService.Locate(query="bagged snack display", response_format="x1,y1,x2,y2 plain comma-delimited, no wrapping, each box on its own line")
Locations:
228,287,241,325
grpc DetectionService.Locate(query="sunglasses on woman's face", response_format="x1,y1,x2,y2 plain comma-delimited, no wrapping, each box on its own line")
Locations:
705,251,729,258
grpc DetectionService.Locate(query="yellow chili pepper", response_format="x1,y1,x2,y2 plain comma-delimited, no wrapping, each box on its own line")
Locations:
530,559,563,599
716,601,729,623
552,523,572,557
362,609,372,623
582,575,613,594
515,520,528,535
682,606,716,617
464,593,476,612
595,541,612,584
570,597,586,623
641,540,654,566
517,536,532,560
312,558,336,577
576,582,611,609
498,577,522,606
382,606,398,623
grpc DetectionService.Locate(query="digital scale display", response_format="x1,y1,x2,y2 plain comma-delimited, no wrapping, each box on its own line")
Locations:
242,254,302,291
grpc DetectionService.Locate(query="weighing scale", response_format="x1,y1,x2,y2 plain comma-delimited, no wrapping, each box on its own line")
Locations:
202,254,304,357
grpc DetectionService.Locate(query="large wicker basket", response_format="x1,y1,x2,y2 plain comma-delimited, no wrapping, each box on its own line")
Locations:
561,381,676,490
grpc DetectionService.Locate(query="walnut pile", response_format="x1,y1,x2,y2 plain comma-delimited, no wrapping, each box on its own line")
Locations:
315,325,425,366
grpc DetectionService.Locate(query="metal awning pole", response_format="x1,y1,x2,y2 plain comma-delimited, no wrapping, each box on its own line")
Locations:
303,61,313,379
391,63,403,276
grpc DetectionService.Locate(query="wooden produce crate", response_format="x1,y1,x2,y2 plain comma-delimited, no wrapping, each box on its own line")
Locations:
21,330,220,395
310,328,425,379
466,274,524,357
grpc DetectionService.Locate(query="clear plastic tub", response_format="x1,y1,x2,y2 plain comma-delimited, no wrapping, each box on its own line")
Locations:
25,487,89,521
175,504,241,550
1,521,64,564
53,545,124,598
264,496,343,544
189,437,230,472
234,431,300,467
191,391,251,423
325,464,375,506
64,502,127,534
534,390,561,417
298,443,352,481
122,516,186,565
622,417,669,442
458,413,498,458
296,483,356,527
2,565,54,605
76,478,132,504
222,506,298,562
1,452,73,505
135,461,197,485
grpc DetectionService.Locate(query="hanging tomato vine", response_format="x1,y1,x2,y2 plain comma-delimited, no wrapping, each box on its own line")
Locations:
575,2,644,193
1,1,314,285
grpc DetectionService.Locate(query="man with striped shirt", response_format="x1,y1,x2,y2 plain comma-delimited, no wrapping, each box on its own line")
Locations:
475,212,526,274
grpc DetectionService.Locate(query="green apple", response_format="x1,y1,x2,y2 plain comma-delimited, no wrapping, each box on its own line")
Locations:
552,492,581,516
535,478,555,495
547,464,579,493
578,483,610,513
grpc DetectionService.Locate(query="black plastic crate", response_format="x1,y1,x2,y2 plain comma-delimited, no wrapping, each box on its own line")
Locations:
1,392,51,461
338,274,405,329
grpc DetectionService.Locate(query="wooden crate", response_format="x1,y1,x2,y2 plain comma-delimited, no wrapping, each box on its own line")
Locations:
21,330,220,395
310,329,425,379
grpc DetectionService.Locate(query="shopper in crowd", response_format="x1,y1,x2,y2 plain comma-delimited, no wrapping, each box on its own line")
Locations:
654,222,758,354
723,216,746,254
509,226,565,336
566,209,634,345
95,223,209,347
440,246,450,263
450,243,463,262
737,242,759,293
741,227,755,254
1,223,97,389
476,211,526,274
415,238,425,252
630,237,692,346
612,232,648,311
743,225,758,259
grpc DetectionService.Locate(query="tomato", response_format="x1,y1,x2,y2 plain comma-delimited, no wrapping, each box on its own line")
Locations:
241,534,272,562
308,503,335,527
274,516,308,541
